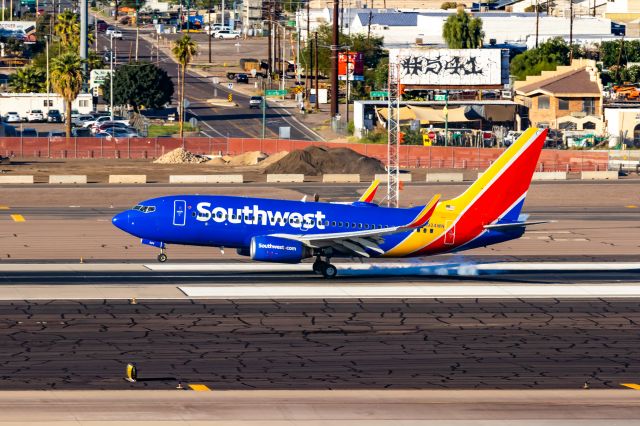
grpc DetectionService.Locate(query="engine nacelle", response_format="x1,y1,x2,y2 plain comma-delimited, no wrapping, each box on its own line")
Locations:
250,236,308,263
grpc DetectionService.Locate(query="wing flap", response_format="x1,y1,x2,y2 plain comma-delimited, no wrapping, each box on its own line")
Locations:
484,221,547,230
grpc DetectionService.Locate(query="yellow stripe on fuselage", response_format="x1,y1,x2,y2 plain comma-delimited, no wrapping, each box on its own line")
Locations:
384,128,540,257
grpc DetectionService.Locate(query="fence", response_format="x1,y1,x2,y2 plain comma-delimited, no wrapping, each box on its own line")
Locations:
0,137,610,172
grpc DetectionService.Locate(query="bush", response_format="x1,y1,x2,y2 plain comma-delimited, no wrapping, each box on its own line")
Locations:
441,1,458,9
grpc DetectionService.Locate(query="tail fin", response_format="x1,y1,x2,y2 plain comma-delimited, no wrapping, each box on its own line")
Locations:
359,179,380,203
446,127,547,226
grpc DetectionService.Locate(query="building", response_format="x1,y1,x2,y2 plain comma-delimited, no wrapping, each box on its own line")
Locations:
0,93,93,117
606,0,640,22
348,10,613,48
514,59,604,132
604,107,640,147
242,0,264,33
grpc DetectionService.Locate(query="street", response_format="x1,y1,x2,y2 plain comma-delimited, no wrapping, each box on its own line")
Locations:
95,25,323,141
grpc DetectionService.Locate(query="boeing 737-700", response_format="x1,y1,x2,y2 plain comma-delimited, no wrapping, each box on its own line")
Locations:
112,127,548,278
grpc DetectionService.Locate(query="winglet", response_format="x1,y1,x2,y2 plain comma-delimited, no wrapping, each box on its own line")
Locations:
405,194,440,229
359,180,380,203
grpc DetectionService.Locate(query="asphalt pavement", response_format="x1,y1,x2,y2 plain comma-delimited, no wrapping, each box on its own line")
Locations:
2,298,640,390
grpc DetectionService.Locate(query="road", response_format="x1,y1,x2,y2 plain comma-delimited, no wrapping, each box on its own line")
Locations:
95,27,322,141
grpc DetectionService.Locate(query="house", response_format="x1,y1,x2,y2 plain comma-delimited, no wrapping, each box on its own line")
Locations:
606,0,640,22
514,59,604,132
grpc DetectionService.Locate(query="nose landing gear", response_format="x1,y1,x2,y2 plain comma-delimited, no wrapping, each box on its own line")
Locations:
157,248,167,263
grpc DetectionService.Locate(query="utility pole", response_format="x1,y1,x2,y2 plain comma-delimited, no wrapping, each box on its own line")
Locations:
208,0,212,63
221,0,225,27
314,31,319,111
535,0,539,48
305,0,310,102
330,0,339,118
135,0,139,61
569,0,574,62
267,0,272,75
110,33,114,121
45,35,49,110
80,0,88,73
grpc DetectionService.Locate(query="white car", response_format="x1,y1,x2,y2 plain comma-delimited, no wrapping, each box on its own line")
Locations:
216,30,240,39
4,112,20,123
111,29,123,39
27,109,45,122
207,25,231,35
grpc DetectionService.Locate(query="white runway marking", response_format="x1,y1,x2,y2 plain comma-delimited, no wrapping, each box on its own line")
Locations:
179,284,640,299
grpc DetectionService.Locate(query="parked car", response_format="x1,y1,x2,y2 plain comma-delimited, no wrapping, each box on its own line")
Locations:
216,30,240,39
103,127,139,138
111,29,123,39
4,112,20,123
95,122,131,132
47,109,62,123
249,96,263,109
503,130,523,147
48,130,65,141
94,132,110,138
85,115,128,131
71,127,92,137
236,73,249,83
105,26,116,36
207,25,231,35
27,109,45,122
73,114,95,127
21,128,38,137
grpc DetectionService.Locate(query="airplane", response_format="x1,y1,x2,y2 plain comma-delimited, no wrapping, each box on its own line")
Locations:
112,127,548,278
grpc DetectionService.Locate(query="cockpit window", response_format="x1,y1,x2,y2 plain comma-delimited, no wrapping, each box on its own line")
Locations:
132,205,156,213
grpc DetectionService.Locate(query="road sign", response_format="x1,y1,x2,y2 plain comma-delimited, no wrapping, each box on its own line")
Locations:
428,131,436,139
422,134,432,146
212,77,220,84
228,93,233,102
370,91,388,98
183,99,190,109
265,89,287,96
434,94,448,101
227,83,234,90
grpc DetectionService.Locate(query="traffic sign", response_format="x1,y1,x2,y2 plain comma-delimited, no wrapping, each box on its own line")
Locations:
370,91,388,98
265,89,287,96
428,131,436,139
227,83,234,90
434,94,448,101
422,134,432,146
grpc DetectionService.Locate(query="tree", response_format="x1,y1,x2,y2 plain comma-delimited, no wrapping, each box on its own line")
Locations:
54,10,80,50
510,37,572,80
9,67,45,93
50,52,84,138
103,62,174,112
171,35,197,137
442,8,484,49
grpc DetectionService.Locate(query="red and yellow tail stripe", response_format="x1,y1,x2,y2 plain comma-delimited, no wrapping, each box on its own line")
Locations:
359,180,380,203
385,128,547,257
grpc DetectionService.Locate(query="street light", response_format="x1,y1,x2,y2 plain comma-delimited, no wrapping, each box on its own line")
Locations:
262,20,286,92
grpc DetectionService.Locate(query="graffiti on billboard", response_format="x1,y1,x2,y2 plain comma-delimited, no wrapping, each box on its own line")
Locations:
388,48,509,86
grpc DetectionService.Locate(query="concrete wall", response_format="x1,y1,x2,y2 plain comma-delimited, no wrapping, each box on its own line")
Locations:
426,173,464,182
374,173,412,182
109,175,147,184
0,175,33,184
323,174,360,183
581,171,618,180
169,175,244,184
266,174,305,183
49,175,87,184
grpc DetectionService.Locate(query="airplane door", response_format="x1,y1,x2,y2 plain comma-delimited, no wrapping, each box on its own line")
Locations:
444,220,455,245
173,200,187,226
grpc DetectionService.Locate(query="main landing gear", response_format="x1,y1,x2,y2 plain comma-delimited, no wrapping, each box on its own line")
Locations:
313,256,337,279
157,248,167,263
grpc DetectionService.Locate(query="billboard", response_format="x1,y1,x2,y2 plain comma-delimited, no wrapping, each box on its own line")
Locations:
388,48,509,86
338,51,364,82
90,69,112,89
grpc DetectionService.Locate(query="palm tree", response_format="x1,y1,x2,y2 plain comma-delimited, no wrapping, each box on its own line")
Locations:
50,52,84,138
171,35,197,137
54,10,80,50
9,67,45,93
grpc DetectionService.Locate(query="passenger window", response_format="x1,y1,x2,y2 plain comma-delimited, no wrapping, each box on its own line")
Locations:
358,223,362,228
324,220,329,226
345,223,350,228
430,229,434,233
331,221,336,226
192,212,196,217
339,222,343,227
365,224,369,229
352,222,356,228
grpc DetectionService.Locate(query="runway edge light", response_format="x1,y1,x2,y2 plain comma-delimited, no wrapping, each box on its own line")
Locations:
125,363,137,383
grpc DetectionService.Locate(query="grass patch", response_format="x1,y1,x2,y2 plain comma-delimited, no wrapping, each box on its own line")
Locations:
147,123,198,137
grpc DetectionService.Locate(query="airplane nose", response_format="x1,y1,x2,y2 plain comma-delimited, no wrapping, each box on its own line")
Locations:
112,212,130,232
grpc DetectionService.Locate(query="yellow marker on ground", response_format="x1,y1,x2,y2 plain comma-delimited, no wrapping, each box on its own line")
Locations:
626,205,638,209
10,214,25,222
188,384,211,391
621,383,640,390
0,206,9,210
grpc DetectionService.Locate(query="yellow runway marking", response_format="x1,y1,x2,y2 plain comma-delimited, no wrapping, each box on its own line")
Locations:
626,205,638,209
10,214,25,222
0,206,9,210
188,384,211,391
621,383,640,390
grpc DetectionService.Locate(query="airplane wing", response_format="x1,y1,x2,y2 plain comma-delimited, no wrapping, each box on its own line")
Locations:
269,194,440,258
483,221,547,230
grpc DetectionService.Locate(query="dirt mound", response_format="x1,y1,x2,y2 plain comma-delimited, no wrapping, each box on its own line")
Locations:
154,148,209,164
257,151,289,168
224,151,268,166
264,146,385,176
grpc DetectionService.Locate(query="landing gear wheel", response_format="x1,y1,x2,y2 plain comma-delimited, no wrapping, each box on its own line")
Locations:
321,263,337,279
157,253,168,263
312,261,324,274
